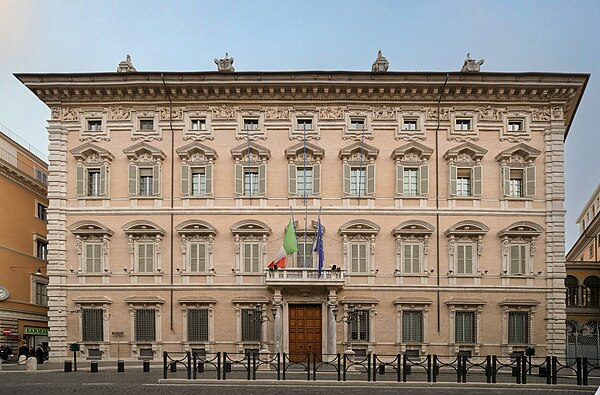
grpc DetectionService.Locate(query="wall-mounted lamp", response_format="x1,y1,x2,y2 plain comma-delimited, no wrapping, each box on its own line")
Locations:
9,266,43,275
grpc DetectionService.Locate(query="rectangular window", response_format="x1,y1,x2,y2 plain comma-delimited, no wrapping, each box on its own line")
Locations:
241,309,261,342
134,309,156,341
296,240,314,268
85,242,102,273
350,118,365,131
82,308,104,342
350,167,366,196
296,118,313,130
189,242,207,273
455,119,472,131
510,244,526,274
187,308,209,342
509,169,523,198
590,244,595,259
243,119,259,131
191,168,207,196
350,242,368,273
243,168,259,196
455,311,476,343
508,119,524,132
139,168,154,196
403,243,421,274
456,244,473,274
34,168,48,185
87,169,101,197
402,119,418,131
243,242,260,273
456,168,471,197
34,282,47,306
402,310,423,343
508,311,529,344
37,203,47,221
190,119,207,131
403,168,418,196
137,242,154,272
297,167,313,196
139,119,154,130
87,120,102,131
36,240,48,261
350,309,370,341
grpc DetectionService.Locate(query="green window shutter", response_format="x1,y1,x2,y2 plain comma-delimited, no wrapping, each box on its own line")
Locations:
190,243,198,272
465,245,473,273
94,244,102,272
181,163,190,196
502,166,511,197
205,164,213,196
258,162,266,196
152,163,161,196
472,165,483,197
449,164,457,196
99,165,107,197
525,166,536,197
288,163,297,195
128,163,138,196
396,164,404,196
234,162,243,196
76,164,85,197
360,244,368,272
313,163,321,196
403,244,411,273
343,163,351,195
198,243,207,272
366,163,375,196
419,164,429,196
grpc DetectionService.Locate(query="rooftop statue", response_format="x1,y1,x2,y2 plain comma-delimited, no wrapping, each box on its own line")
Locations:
215,52,235,72
371,50,389,73
116,55,137,73
461,53,484,72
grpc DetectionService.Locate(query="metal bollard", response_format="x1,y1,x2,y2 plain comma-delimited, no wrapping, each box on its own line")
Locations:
64,360,72,372
143,360,150,372
117,360,124,372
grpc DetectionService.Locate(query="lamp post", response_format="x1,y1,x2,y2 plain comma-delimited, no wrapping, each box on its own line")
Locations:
247,304,276,351
332,304,357,359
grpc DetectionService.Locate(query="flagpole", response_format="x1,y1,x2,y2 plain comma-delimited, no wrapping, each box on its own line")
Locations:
308,205,321,264
303,122,308,268
247,126,252,205
289,206,300,265
357,125,366,207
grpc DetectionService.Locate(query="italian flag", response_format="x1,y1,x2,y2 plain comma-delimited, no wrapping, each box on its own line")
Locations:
268,219,298,269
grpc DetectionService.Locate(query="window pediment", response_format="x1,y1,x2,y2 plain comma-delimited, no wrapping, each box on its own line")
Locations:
339,219,380,235
122,220,165,236
176,220,217,236
338,141,379,161
495,143,541,163
443,142,487,162
230,219,271,235
393,220,434,236
391,142,433,162
497,221,544,238
285,141,325,160
69,220,114,236
230,141,270,160
445,220,489,237
70,143,114,162
176,142,218,162
123,142,166,161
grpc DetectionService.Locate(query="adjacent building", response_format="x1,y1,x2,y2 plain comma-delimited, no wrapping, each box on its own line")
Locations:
16,56,588,361
0,124,49,352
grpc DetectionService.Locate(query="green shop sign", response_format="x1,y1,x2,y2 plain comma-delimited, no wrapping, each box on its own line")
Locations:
24,327,48,335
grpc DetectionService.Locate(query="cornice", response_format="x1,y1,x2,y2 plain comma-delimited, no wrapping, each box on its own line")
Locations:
0,161,47,197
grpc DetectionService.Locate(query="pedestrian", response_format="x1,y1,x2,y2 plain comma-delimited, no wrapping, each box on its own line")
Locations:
35,345,44,364
18,342,28,358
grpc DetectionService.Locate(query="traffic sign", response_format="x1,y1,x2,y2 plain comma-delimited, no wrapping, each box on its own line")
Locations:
2,329,11,335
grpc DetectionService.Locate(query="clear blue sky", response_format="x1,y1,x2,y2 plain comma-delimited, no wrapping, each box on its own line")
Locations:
1,0,598,249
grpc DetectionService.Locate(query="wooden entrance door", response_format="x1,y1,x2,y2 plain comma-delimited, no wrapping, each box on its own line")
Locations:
289,304,322,361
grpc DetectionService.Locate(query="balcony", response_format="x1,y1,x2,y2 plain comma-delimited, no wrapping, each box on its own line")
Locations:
265,268,345,288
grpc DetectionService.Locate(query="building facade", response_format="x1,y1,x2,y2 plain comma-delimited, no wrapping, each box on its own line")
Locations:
17,60,588,361
0,124,49,352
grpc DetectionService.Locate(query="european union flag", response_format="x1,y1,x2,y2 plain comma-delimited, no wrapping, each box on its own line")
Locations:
314,218,325,278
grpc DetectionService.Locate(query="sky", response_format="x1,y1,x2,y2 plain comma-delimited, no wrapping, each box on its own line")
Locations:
0,0,598,250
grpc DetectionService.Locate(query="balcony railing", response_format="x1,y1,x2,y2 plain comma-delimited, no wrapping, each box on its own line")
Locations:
265,268,345,287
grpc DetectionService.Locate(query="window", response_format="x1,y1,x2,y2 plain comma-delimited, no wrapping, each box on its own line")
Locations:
85,242,102,273
191,119,206,131
590,244,595,259
455,311,476,343
403,168,418,196
508,169,523,198
191,168,207,196
139,119,154,130
36,240,48,261
449,164,482,198
137,242,154,273
402,119,418,131
187,309,209,342
456,244,474,274
296,240,315,268
583,276,600,307
243,119,259,131
455,119,472,131
139,168,154,196
350,309,370,341
296,167,313,196
402,310,423,343
87,120,102,131
510,244,526,274
296,118,313,130
502,166,535,198
76,164,107,198
37,203,47,221
507,119,524,132
34,168,48,185
244,168,260,196
34,282,47,306
350,167,366,196
508,312,529,344
241,309,261,342
350,242,369,273
350,118,365,131
134,309,156,341
189,242,207,273
456,168,471,197
243,242,261,273
565,276,579,306
288,158,321,197
403,243,421,274
82,308,104,342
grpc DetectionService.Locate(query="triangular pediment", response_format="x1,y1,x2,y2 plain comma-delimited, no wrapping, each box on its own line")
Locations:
391,142,434,160
70,143,114,161
123,142,166,160
338,141,379,160
495,143,541,162
443,142,487,161
285,141,325,160
176,142,218,161
230,141,270,160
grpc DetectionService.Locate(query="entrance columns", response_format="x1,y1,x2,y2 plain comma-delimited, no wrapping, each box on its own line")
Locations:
327,290,338,356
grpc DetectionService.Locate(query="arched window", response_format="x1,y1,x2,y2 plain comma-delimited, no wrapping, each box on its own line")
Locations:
583,276,600,307
565,276,579,307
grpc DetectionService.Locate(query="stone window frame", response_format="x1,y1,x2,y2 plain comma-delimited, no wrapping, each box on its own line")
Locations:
291,220,321,268
71,143,114,199
498,221,544,277
33,233,48,261
392,142,433,198
445,221,490,277
499,299,538,355
236,109,266,140
176,220,217,275
231,141,271,198
501,110,532,142
444,142,488,199
231,220,271,275
285,141,324,198
176,142,218,198
73,296,112,359
184,109,214,141
449,109,479,141
339,142,379,198
232,297,270,353
123,143,166,199
496,144,541,200
80,109,109,142
446,299,486,355
290,109,320,141
340,298,378,354
396,109,426,141
31,273,48,306
178,297,217,352
339,219,380,276
125,296,165,360
69,220,114,276
394,298,432,355
344,109,372,141
132,110,161,142
122,220,165,275
393,220,435,277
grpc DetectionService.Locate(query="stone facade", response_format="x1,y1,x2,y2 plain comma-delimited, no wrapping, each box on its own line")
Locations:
16,70,588,361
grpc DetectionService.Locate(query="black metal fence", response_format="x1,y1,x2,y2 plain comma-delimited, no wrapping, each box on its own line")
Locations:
162,351,600,386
